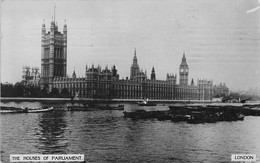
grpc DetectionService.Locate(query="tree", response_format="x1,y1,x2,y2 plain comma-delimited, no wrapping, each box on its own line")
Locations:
50,87,60,98
41,84,49,97
1,83,15,97
61,88,70,98
14,83,25,97
27,86,42,97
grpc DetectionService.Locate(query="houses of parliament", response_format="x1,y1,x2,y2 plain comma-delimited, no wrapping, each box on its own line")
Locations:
26,17,220,101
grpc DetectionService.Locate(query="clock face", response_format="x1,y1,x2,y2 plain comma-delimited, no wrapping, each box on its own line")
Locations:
185,69,189,72
180,69,184,72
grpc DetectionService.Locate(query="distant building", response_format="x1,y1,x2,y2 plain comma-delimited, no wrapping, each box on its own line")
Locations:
21,66,40,86
179,53,189,86
198,79,213,100
213,83,229,97
37,16,213,100
52,50,213,101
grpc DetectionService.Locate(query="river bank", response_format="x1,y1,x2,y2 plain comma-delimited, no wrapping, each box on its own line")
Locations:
0,97,213,103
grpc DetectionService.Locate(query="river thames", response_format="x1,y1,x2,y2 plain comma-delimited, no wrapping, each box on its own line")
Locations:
1,101,260,163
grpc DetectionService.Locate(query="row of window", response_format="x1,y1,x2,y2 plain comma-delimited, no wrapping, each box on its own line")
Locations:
53,81,213,100
54,83,211,92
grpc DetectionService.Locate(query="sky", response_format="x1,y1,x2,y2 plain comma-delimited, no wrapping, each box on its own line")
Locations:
1,0,260,91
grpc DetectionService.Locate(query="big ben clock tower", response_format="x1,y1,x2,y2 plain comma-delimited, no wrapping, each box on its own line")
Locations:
179,53,189,86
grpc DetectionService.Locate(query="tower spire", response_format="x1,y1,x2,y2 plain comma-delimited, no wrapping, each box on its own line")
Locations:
181,51,187,66
133,48,138,65
130,48,140,80
54,3,56,23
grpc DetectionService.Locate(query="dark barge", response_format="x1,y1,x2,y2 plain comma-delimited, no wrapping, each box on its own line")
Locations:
123,104,258,123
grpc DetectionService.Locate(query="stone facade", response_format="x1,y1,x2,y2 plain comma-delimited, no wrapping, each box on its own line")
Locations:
52,51,213,101
198,79,214,100
21,66,41,86
213,83,229,97
40,18,67,90
37,19,214,101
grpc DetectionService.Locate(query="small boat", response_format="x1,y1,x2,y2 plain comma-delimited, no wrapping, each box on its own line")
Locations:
68,103,124,111
67,103,93,111
242,107,260,116
0,106,53,113
137,98,156,106
110,105,124,110
236,114,245,121
95,104,124,110
219,112,245,121
68,107,97,111
123,110,168,119
68,103,85,108
157,112,173,121
171,114,191,122
123,110,148,119
188,110,245,124
0,107,26,113
25,106,54,113
188,111,218,124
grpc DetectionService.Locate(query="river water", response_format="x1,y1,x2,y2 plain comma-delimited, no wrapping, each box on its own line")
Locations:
1,101,260,163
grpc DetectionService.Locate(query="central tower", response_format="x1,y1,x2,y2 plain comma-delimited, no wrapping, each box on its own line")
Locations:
130,49,140,80
179,53,189,86
40,12,67,90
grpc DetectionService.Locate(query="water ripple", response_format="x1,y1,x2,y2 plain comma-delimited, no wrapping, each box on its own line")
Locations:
1,102,260,162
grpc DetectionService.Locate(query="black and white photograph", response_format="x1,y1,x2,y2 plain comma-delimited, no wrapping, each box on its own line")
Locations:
1,0,260,162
